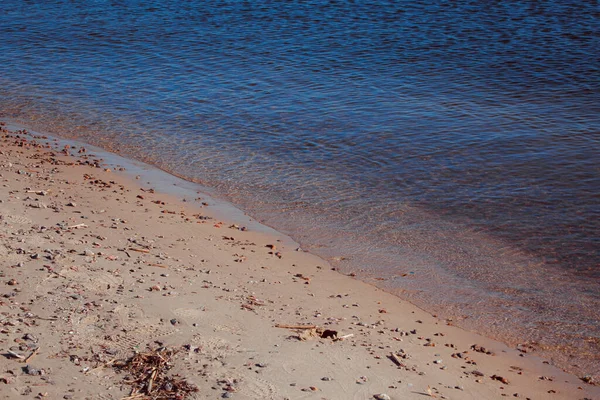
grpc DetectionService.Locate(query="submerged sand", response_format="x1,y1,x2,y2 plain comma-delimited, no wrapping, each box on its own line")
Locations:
0,123,597,399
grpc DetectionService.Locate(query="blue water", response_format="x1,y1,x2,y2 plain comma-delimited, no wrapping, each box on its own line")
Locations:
0,0,599,376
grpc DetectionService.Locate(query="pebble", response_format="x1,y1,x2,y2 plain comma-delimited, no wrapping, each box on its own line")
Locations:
24,365,42,376
24,333,37,342
374,394,391,400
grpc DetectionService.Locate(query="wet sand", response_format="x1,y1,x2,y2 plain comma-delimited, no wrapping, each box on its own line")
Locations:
0,122,597,399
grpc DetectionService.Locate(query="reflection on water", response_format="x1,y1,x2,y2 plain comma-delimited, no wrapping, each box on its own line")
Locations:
0,0,598,377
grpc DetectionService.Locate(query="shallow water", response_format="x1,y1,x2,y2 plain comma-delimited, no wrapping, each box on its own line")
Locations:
0,0,599,376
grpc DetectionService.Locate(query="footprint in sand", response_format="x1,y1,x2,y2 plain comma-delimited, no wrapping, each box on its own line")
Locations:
59,266,124,293
0,212,33,225
229,374,278,400
173,307,206,324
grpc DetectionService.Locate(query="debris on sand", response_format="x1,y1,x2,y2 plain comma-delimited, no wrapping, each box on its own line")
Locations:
113,347,198,399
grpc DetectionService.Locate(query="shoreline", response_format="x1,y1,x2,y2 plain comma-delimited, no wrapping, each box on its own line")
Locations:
5,119,600,381
0,122,598,399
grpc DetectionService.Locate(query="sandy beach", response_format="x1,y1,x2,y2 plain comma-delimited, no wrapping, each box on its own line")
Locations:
0,122,597,400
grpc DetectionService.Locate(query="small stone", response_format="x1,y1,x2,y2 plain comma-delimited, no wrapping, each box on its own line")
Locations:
491,374,510,385
66,202,76,207
581,375,595,385
7,279,17,286
321,377,332,381
374,394,391,400
24,365,41,376
23,333,37,342
170,318,178,325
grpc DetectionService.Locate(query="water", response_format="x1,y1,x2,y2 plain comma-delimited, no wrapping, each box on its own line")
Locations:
0,0,599,377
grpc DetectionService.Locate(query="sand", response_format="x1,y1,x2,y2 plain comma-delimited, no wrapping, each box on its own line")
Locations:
0,122,597,400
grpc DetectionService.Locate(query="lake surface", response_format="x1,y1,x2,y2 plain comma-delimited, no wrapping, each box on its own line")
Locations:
0,0,598,377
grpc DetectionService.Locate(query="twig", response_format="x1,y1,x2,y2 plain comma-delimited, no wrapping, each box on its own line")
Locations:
68,223,88,229
7,350,24,359
128,248,150,253
121,395,144,400
32,315,59,321
334,333,354,342
23,347,40,363
147,368,158,393
389,352,404,367
275,324,318,329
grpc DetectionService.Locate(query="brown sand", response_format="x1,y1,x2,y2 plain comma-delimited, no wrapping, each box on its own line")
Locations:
0,123,597,400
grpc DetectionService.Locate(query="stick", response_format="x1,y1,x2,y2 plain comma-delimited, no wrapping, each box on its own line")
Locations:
68,223,88,229
147,368,158,393
334,333,354,342
23,347,40,363
121,395,144,400
389,352,404,367
7,350,24,359
275,324,318,330
32,315,59,321
128,248,150,253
